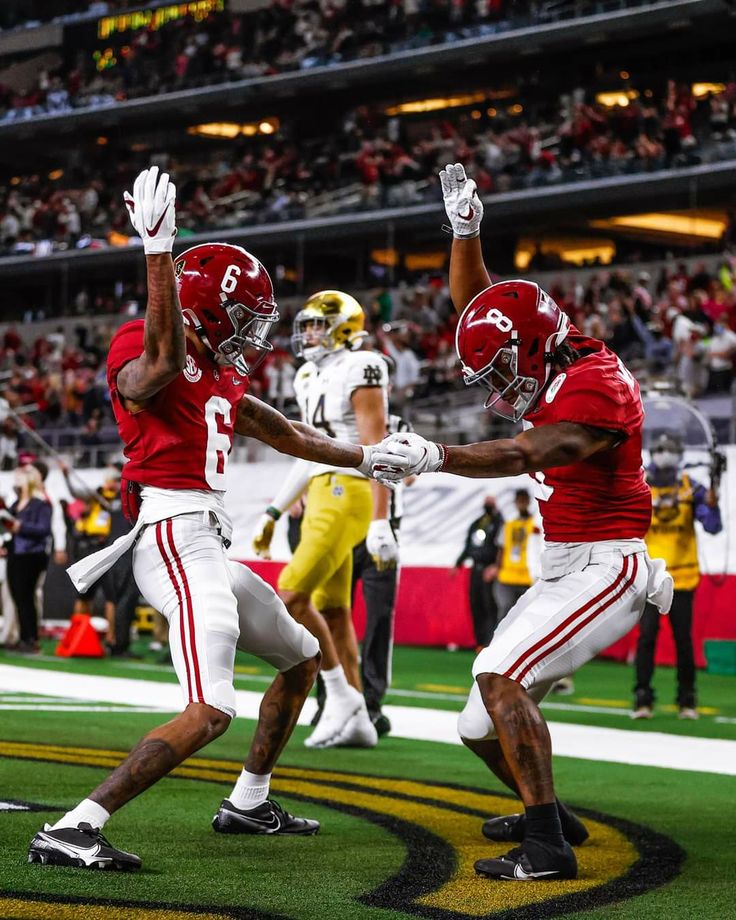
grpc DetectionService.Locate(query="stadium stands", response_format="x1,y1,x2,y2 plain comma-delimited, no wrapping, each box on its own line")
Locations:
2,252,734,469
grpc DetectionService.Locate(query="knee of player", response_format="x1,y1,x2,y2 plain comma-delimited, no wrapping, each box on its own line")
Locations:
290,649,322,688
193,703,232,740
457,689,495,742
476,671,523,713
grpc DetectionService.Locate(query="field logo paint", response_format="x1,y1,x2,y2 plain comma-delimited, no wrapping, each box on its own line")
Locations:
1,741,684,920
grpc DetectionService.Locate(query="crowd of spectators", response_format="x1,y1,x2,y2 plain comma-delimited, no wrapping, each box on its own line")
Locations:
0,0,615,122
2,251,735,472
3,78,736,259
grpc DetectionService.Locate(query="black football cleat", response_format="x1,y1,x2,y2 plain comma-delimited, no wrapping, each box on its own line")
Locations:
212,799,320,836
482,811,589,847
370,711,392,738
475,842,577,881
28,822,141,871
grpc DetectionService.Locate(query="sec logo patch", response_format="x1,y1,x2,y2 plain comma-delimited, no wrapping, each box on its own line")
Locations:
184,355,202,383
332,484,345,498
545,372,566,404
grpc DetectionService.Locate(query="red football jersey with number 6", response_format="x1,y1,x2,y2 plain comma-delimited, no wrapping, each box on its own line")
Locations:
107,320,245,490
523,333,652,542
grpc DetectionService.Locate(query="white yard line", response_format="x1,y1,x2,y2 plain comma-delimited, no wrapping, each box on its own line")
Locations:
1,664,735,776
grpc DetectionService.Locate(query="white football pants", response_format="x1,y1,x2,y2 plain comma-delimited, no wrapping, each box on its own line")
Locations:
133,512,319,718
458,540,651,741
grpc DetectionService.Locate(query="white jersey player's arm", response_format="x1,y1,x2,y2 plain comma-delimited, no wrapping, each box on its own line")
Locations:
353,386,390,521
267,459,312,517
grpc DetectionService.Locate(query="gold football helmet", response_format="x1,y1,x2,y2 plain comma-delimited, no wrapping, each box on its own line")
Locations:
292,290,365,361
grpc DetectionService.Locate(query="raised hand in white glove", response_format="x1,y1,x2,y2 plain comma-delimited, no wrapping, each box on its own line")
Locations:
123,165,177,255
366,519,399,571
252,512,277,559
371,432,445,484
439,162,483,239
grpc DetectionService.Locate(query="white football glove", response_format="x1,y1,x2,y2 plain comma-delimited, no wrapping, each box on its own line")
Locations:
371,432,444,484
357,444,411,487
366,519,399,571
252,512,277,559
439,162,484,239
123,165,177,255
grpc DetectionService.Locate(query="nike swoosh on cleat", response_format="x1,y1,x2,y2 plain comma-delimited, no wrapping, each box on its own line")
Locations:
36,834,102,861
146,207,169,237
458,207,474,221
510,864,560,880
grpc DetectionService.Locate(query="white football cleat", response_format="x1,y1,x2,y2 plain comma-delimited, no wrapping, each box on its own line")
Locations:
304,687,375,749
317,704,378,749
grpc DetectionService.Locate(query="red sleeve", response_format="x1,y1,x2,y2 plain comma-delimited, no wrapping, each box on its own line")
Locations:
546,370,638,437
107,321,145,394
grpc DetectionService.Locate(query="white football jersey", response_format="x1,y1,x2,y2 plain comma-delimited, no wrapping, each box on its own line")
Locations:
294,348,389,479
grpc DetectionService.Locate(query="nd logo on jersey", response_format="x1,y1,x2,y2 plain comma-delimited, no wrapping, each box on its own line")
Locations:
184,354,203,383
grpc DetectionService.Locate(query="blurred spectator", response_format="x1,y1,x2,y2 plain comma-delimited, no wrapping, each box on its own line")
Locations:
705,313,736,392
5,465,52,654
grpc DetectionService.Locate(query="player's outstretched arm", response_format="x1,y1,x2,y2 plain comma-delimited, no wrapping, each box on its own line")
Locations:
235,395,407,480
371,424,619,481
439,163,491,315
117,167,185,403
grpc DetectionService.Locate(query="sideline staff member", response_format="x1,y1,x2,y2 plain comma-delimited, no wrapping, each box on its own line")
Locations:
633,434,722,720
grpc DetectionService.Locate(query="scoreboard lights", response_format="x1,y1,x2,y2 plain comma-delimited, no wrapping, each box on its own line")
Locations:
97,0,225,40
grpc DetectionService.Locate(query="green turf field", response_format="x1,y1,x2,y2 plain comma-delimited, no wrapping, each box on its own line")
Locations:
1,642,734,920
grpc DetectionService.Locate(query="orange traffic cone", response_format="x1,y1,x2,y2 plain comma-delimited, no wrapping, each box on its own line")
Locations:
55,614,106,658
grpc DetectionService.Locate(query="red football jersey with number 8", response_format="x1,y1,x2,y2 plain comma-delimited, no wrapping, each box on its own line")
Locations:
107,320,246,490
524,332,652,542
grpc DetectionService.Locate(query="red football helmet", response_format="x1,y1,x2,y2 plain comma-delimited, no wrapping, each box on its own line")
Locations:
175,242,278,375
455,280,570,421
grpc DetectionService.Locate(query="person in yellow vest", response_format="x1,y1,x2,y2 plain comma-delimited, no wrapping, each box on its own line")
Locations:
633,434,722,720
493,489,540,630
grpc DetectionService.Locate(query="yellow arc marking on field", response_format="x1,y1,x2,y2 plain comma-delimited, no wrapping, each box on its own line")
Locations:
416,683,468,694
1,741,638,918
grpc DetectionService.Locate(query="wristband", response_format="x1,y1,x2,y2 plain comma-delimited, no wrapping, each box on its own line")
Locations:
266,506,282,521
438,444,449,472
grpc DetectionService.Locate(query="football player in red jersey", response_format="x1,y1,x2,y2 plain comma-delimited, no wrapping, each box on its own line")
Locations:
29,167,402,872
369,164,673,883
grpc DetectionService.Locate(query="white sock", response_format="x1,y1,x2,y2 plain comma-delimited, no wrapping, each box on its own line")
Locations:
321,664,355,705
229,769,271,811
50,798,110,831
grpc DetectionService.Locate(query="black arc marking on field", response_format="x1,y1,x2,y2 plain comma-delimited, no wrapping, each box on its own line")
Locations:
0,742,684,920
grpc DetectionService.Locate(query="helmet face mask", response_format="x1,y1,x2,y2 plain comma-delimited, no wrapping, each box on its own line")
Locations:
462,345,539,422
291,312,340,361
210,293,278,375
291,291,365,362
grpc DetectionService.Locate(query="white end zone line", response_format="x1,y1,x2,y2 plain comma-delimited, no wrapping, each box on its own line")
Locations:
1,664,735,776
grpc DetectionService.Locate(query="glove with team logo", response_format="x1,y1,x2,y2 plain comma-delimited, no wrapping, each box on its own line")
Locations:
370,432,446,484
439,162,484,239
357,444,411,487
252,512,277,559
366,519,399,571
123,165,177,255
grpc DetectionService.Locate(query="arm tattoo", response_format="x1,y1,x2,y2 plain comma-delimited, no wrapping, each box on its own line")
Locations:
236,396,363,467
118,254,186,401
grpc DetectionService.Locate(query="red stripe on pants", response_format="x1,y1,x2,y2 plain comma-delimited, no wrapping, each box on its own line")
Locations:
504,554,634,683
156,521,193,703
167,519,204,704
